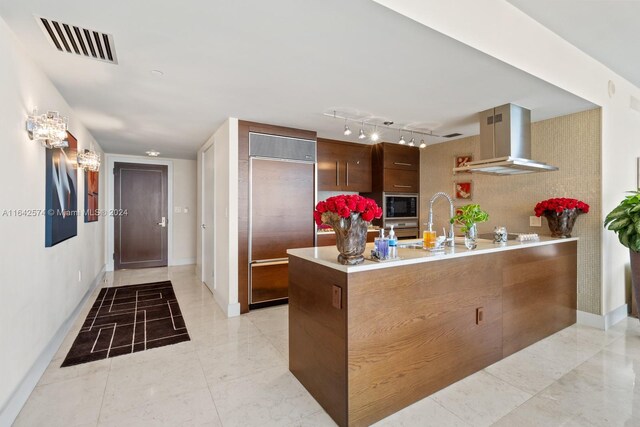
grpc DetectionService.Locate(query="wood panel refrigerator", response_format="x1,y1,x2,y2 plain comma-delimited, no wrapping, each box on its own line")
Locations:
249,133,316,308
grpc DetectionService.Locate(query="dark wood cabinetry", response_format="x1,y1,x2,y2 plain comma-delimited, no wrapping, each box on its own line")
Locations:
317,138,372,192
371,142,420,193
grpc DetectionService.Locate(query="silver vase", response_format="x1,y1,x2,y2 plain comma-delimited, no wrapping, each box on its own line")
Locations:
327,212,369,265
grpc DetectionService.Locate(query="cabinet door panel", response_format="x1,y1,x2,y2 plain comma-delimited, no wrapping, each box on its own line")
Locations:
344,144,372,192
251,262,289,303
382,143,420,171
383,169,419,193
317,140,343,191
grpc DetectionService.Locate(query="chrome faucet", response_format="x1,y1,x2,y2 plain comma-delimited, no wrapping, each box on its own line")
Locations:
427,192,455,247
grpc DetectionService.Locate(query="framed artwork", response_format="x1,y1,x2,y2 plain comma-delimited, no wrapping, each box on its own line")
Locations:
453,154,473,174
453,181,473,200
85,170,99,223
45,131,78,247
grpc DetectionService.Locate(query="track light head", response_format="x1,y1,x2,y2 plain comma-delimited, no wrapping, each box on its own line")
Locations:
419,139,426,149
370,131,379,142
358,128,366,139
344,124,352,136
398,135,406,145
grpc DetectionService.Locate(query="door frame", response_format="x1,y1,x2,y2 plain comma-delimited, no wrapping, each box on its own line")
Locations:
201,142,216,291
105,154,174,271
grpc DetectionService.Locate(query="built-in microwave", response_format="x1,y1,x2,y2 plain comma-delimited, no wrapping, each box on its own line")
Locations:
384,193,419,220
382,193,419,238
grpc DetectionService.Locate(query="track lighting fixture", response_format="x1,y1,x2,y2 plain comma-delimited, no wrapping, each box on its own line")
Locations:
358,122,366,139
323,111,443,147
370,125,380,142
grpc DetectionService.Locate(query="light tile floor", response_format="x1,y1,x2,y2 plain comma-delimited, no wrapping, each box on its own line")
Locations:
13,266,640,426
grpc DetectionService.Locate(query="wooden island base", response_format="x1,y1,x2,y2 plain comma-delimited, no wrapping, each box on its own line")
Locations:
288,241,577,427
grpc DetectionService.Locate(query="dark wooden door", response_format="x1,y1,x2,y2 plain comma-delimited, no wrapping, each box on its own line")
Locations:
114,162,168,269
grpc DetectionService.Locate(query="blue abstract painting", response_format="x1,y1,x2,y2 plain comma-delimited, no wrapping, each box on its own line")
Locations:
45,131,77,247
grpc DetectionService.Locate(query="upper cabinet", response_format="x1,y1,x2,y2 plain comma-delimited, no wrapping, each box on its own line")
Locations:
317,138,372,192
372,143,421,193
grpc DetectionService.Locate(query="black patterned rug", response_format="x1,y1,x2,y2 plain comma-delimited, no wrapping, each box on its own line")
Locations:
61,281,190,367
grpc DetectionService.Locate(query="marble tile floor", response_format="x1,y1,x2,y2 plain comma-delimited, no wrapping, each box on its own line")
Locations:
12,265,640,426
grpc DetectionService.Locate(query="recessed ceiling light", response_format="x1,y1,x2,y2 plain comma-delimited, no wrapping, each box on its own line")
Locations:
150,70,164,76
146,150,160,157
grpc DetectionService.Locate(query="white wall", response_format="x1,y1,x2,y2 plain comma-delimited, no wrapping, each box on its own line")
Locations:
0,17,106,418
197,118,240,317
172,159,197,264
375,0,640,318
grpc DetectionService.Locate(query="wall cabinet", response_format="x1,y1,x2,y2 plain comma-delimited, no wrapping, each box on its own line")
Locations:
372,142,420,193
317,138,372,192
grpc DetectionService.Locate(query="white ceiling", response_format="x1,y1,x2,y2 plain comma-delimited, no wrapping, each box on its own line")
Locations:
508,0,640,89
0,0,595,159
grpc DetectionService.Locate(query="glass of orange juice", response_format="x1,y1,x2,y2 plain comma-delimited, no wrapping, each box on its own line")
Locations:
423,230,437,249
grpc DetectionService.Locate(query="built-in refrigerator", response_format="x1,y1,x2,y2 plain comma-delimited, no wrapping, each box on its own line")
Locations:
249,132,316,308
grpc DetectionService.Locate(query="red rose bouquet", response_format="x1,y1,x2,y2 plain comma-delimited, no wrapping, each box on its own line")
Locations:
314,194,382,226
534,198,590,217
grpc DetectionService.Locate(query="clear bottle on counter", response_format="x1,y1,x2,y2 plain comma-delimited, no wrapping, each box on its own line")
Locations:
375,229,389,260
388,225,398,259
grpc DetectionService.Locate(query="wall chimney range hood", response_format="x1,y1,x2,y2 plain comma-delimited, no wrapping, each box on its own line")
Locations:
453,104,558,176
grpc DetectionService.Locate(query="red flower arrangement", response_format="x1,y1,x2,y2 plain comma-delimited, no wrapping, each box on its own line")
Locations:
534,198,590,217
314,194,382,226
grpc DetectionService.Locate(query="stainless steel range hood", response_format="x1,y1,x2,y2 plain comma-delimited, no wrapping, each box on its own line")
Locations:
453,104,558,176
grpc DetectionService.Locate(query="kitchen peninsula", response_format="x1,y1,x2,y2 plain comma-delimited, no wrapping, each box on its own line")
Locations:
287,238,577,426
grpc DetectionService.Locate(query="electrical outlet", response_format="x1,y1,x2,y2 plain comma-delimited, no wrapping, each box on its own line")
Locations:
529,216,542,227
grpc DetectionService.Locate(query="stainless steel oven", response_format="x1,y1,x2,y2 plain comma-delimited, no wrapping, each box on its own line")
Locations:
383,193,419,238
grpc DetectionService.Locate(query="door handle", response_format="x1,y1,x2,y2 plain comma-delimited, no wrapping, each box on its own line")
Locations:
394,185,412,188
346,161,349,186
394,162,412,167
158,217,167,227
336,161,339,186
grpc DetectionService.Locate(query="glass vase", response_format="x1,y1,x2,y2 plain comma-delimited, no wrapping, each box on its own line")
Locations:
464,223,478,250
326,212,369,265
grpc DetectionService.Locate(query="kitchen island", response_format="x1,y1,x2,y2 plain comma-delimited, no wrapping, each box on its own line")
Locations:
287,237,577,427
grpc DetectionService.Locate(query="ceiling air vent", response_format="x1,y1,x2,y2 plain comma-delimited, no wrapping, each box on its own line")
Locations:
443,132,463,138
37,17,117,64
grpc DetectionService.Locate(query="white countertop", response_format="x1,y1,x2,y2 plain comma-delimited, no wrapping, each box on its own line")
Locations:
287,236,578,273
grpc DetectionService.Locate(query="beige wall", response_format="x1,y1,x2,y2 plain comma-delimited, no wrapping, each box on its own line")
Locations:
421,108,602,314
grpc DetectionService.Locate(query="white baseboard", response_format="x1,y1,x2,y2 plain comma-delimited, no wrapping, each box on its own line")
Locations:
577,304,628,330
0,266,106,427
171,257,196,266
211,289,240,318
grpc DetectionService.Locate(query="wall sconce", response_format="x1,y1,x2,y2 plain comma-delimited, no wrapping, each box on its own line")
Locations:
26,108,69,148
77,149,101,171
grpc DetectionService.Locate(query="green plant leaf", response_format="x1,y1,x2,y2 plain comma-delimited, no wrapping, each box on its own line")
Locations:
608,217,631,231
630,203,640,214
620,232,630,249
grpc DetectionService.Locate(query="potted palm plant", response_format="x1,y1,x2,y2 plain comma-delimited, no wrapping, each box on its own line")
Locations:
450,204,489,249
605,190,640,314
